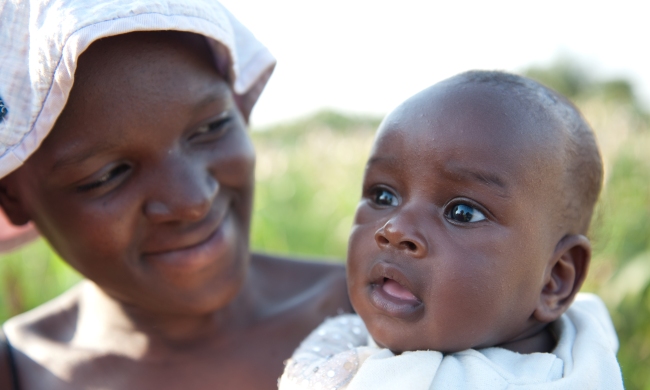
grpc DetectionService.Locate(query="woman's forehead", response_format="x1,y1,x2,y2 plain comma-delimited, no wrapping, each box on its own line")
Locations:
69,32,229,121
39,32,234,165
75,32,221,91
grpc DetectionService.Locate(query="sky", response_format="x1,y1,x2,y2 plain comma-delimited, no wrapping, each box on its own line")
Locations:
219,0,650,127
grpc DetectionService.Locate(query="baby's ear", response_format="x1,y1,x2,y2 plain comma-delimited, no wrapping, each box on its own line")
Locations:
0,179,31,226
534,234,591,323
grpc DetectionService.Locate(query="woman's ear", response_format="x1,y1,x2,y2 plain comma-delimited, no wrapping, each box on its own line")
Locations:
0,179,31,226
534,234,591,323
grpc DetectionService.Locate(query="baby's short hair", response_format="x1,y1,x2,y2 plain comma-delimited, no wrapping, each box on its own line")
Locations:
455,70,603,235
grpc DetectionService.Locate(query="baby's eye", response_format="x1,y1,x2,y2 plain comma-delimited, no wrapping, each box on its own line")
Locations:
372,188,399,207
449,204,486,223
77,164,131,192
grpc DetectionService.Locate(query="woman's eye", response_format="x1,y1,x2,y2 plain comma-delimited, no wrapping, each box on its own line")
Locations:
191,116,232,141
77,164,131,192
449,204,486,223
372,189,399,206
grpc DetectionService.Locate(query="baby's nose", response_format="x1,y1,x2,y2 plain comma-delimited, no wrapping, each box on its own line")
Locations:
374,217,428,258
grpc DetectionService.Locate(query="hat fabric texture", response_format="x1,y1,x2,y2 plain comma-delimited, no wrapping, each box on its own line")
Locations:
0,0,276,250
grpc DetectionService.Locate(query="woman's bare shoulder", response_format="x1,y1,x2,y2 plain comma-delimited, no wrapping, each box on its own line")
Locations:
252,252,345,277
250,253,353,314
3,283,82,346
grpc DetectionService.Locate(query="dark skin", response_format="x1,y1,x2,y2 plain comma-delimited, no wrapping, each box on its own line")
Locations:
0,32,351,389
348,78,591,355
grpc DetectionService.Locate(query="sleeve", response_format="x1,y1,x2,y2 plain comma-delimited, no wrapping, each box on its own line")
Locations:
279,314,373,390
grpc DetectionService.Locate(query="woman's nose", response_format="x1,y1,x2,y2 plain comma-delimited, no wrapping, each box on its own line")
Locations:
374,215,428,258
143,158,218,224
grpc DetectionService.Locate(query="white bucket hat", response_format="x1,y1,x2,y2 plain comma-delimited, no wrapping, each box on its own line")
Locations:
0,0,276,250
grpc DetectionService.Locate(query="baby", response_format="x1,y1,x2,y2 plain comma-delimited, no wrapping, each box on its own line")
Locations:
279,71,624,389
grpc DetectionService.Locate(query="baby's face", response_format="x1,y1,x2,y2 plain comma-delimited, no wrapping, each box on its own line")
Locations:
347,81,566,353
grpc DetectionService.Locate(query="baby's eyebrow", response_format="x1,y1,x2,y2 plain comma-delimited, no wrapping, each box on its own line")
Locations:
445,166,511,197
366,155,398,168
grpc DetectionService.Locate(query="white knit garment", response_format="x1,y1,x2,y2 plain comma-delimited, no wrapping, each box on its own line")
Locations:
279,293,624,390
0,0,275,178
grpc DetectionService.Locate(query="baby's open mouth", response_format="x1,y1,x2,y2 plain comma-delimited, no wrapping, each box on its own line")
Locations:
381,277,420,303
367,263,424,318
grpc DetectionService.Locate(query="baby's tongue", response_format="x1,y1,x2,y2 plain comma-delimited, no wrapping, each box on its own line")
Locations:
382,279,417,301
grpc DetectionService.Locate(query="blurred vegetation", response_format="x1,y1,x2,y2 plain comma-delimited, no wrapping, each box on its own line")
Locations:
250,110,379,258
1,61,649,388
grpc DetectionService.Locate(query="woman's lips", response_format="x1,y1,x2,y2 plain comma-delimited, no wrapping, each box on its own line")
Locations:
142,212,231,273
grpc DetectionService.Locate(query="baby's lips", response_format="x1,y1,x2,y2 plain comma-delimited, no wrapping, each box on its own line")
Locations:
368,272,424,319
382,278,420,303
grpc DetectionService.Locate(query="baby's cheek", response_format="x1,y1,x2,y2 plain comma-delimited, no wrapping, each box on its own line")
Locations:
346,223,377,272
351,202,380,225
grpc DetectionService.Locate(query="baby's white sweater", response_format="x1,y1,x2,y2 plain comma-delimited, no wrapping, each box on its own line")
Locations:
279,293,623,389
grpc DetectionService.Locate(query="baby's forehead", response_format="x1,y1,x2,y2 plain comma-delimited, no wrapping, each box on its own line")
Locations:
382,80,564,156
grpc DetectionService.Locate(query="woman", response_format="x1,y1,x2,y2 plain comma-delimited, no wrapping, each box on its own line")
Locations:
0,1,351,389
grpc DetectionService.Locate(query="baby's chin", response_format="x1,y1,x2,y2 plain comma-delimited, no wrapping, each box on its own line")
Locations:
372,335,473,355
373,325,555,355
369,327,508,355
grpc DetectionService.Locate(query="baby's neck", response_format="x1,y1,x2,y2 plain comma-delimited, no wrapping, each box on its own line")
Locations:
497,325,556,354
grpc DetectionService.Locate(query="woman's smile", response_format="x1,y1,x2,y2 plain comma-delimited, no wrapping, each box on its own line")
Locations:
142,209,233,273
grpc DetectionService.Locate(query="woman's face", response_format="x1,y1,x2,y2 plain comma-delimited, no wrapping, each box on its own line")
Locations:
1,32,256,314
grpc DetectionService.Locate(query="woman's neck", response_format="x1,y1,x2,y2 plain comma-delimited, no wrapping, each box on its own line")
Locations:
73,276,261,358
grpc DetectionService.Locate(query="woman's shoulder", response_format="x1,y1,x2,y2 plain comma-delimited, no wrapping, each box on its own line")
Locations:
252,252,346,278
1,283,82,389
250,253,353,315
3,283,82,348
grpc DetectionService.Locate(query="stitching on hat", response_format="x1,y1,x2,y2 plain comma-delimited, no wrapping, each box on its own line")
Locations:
0,96,7,123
